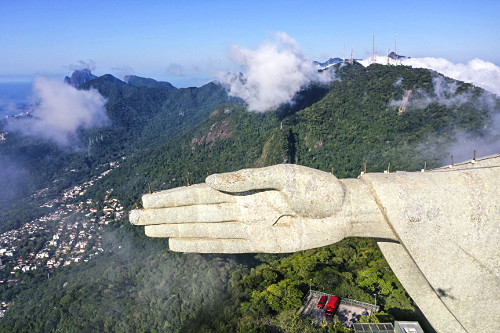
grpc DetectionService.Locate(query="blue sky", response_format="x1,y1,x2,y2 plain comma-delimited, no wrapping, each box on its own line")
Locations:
2,0,499,87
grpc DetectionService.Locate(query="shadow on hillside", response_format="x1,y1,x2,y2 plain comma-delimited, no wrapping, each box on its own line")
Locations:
388,306,436,333
276,83,330,120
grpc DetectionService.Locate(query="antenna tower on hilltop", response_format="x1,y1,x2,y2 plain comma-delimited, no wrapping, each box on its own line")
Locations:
370,33,376,64
349,45,354,65
394,33,398,65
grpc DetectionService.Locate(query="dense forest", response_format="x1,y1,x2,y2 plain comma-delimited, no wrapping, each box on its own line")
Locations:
0,63,497,332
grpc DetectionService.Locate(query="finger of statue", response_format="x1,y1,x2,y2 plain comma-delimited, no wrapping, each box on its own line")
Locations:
128,204,237,225
269,216,346,252
206,164,300,192
169,238,254,253
207,165,344,218
144,222,246,239
142,184,234,209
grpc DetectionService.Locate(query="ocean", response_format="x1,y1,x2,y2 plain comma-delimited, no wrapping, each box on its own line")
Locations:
0,81,33,117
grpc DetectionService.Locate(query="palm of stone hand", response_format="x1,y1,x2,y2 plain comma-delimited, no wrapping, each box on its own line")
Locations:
129,164,347,253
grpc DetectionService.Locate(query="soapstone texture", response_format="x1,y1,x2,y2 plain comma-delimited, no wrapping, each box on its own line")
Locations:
129,155,500,333
362,156,500,333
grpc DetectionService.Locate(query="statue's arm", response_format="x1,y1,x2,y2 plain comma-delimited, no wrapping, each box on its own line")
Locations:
338,178,396,240
129,164,397,253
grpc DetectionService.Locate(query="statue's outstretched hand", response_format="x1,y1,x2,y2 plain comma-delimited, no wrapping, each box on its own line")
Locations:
129,164,347,253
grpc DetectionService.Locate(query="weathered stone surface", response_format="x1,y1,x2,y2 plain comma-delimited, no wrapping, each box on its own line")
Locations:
129,155,500,333
362,156,500,333
130,164,395,252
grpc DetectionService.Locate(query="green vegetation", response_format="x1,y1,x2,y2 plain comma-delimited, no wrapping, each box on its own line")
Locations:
187,238,423,333
0,224,249,332
124,75,177,90
0,63,497,332
287,63,491,177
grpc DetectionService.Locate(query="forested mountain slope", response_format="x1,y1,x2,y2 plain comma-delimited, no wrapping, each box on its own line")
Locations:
286,63,493,176
0,63,497,332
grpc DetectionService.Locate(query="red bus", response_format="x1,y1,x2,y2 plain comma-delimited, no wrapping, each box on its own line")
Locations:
317,295,327,309
324,296,340,317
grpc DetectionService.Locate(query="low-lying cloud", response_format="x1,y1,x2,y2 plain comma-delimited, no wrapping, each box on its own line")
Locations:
0,156,27,206
7,77,109,147
376,58,500,163
360,55,500,96
447,112,500,162
390,76,496,111
219,32,335,112
401,57,500,96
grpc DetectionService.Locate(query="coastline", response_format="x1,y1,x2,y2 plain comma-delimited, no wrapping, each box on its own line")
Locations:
0,81,32,117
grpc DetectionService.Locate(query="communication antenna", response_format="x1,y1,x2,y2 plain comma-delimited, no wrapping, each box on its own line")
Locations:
387,48,390,65
394,33,398,65
349,45,354,65
343,45,345,63
370,33,376,64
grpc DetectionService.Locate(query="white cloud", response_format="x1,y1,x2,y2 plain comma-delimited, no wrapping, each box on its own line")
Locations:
402,58,500,96
219,32,334,112
448,113,500,162
7,77,109,147
360,55,500,96
390,76,484,110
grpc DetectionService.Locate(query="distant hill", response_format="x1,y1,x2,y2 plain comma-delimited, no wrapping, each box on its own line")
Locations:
388,51,408,60
124,75,177,90
64,70,177,90
314,57,344,67
79,74,234,152
64,69,97,88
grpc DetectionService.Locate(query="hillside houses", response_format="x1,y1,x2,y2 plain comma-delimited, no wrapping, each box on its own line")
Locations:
0,159,127,317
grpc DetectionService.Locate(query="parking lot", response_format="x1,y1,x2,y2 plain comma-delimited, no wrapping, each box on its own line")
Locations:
299,290,379,327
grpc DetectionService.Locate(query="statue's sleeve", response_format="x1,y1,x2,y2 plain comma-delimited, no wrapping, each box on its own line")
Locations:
361,156,500,333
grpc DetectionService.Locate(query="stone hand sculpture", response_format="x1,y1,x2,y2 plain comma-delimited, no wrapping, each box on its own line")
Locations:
129,155,500,333
129,164,395,253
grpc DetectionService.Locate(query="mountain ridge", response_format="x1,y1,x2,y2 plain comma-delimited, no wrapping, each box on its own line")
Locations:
64,69,97,88
124,75,177,90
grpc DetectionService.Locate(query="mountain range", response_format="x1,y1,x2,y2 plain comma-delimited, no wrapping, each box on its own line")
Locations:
0,61,497,332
